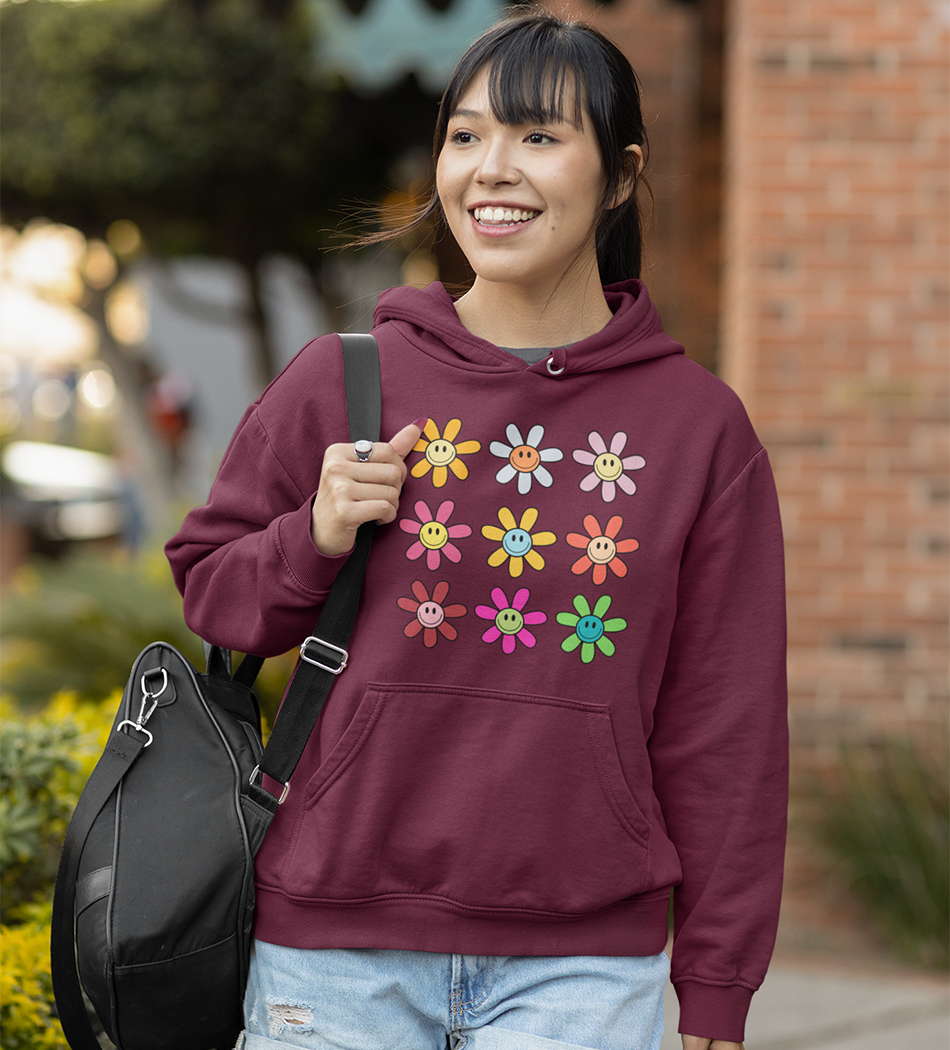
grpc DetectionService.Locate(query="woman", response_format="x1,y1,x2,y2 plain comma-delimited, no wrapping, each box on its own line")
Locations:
167,11,787,1050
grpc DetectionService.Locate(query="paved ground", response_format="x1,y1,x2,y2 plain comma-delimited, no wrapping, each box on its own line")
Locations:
660,958,949,1049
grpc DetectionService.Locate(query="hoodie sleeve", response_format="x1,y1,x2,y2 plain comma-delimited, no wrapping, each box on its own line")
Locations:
648,446,788,1043
165,343,351,657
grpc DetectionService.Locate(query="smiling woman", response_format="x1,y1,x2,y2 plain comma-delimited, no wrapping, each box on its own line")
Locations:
166,10,785,1050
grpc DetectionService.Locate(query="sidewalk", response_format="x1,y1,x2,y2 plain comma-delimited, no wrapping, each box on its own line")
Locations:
660,959,949,1049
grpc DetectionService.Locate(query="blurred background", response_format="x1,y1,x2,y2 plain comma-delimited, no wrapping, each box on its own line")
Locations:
0,0,947,1042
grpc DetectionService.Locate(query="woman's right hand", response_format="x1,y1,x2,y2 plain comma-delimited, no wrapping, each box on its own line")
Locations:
310,420,425,556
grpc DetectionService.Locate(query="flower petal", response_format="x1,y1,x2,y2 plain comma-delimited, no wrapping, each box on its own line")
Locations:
411,580,430,603
490,441,513,459
442,542,462,564
561,633,582,653
497,507,517,530
512,587,531,611
406,541,425,560
573,449,596,466
411,460,432,478
519,507,539,532
400,518,422,535
524,550,545,571
571,555,593,575
435,500,455,523
616,474,637,496
475,605,498,620
622,455,646,471
603,617,627,632
455,440,481,455
609,431,627,455
587,431,606,455
567,533,589,550
488,547,509,567
495,464,517,484
601,480,617,502
579,472,600,492
617,538,640,553
593,594,612,618
482,625,502,643
608,559,628,578
449,459,469,480
539,447,563,462
502,634,516,654
596,636,616,657
404,620,423,637
483,525,505,542
397,596,420,612
438,622,458,640
516,628,537,648
573,594,591,616
423,628,438,648
526,424,545,447
533,466,553,488
444,604,467,618
448,523,472,539
423,419,440,441
581,642,596,664
426,549,441,571
414,500,433,522
523,610,547,625
557,612,580,627
443,418,462,442
517,472,533,495
432,580,450,604
505,423,524,447
433,466,448,488
508,556,524,577
490,587,509,610
605,515,623,539
592,564,607,585
530,531,556,547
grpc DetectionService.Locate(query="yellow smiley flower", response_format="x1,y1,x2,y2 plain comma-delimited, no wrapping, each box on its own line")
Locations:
411,418,482,488
481,506,557,578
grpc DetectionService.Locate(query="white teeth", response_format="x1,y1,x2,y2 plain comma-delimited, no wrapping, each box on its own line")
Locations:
473,207,539,225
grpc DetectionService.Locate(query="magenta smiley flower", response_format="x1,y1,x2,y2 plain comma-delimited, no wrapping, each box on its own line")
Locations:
399,499,472,570
572,431,646,503
475,586,547,654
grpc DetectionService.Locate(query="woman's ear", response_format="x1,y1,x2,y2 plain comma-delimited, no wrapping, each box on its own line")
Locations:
609,144,644,209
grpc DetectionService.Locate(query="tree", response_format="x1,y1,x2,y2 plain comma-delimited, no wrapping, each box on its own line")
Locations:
1,0,381,389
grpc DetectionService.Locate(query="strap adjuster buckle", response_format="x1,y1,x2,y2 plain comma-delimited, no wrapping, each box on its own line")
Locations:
299,635,348,675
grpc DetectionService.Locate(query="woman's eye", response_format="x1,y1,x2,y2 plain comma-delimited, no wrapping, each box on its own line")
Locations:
526,131,554,145
450,130,475,145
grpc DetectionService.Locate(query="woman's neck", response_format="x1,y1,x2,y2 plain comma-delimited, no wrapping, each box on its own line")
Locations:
452,272,614,349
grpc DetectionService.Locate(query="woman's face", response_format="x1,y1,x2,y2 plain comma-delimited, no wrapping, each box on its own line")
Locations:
436,67,607,294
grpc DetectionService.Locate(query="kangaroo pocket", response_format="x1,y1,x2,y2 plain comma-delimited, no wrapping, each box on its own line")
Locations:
281,683,655,915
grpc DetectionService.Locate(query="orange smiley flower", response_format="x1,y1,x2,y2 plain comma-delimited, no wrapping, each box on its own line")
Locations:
411,418,481,488
566,514,639,585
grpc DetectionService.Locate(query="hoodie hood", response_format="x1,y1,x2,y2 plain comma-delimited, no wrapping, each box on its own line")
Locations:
373,279,684,377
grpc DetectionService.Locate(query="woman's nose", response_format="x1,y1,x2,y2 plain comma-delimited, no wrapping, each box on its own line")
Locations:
475,138,520,186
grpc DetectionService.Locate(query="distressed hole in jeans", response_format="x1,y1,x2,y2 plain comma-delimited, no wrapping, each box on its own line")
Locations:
267,1001,315,1035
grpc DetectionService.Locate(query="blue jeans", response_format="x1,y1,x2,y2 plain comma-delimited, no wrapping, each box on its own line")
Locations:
237,942,668,1050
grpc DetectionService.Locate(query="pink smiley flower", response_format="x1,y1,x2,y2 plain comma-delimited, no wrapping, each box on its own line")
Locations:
572,431,646,502
474,586,547,655
399,499,472,570
398,580,467,648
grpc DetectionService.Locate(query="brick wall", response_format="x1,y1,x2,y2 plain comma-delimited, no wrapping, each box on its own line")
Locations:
720,0,950,775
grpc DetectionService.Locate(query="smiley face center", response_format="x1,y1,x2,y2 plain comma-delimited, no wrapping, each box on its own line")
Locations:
501,528,533,557
593,452,624,482
494,607,525,635
509,444,541,473
416,601,445,628
425,440,457,467
419,522,449,550
586,536,617,565
576,615,605,643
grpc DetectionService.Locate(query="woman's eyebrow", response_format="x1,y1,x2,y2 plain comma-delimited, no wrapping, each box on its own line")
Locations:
449,108,483,120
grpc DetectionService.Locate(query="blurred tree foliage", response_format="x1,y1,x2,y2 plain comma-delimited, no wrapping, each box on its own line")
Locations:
0,0,440,384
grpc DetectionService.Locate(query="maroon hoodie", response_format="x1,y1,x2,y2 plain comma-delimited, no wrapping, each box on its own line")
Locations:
166,280,788,1043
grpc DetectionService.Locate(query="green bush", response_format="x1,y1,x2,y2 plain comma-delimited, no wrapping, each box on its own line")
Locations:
0,901,68,1049
814,736,950,969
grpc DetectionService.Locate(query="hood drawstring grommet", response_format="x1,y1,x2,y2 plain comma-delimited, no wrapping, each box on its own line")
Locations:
546,351,566,376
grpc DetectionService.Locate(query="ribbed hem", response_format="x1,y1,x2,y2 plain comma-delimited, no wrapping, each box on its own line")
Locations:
276,497,351,593
674,978,754,1044
253,886,671,959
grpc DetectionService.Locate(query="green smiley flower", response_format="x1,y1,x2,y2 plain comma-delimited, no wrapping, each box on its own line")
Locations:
556,594,627,664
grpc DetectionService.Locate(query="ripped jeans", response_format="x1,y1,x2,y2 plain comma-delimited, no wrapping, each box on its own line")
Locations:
236,941,668,1050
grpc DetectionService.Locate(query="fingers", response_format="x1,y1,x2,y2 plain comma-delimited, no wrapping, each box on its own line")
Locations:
389,418,427,459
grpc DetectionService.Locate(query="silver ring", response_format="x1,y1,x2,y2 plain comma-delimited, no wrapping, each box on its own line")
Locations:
354,439,373,462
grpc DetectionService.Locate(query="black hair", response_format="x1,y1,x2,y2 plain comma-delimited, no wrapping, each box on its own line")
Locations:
359,9,651,284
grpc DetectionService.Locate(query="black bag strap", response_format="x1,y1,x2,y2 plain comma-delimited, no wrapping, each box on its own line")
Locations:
51,332,381,1049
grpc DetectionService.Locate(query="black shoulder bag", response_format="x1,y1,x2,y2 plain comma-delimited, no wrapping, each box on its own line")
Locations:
51,333,382,1050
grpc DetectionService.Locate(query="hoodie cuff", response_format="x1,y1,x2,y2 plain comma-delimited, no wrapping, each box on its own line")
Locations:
674,980,754,1044
276,496,351,595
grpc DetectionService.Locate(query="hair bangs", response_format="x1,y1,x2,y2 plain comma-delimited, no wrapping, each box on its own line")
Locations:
483,35,587,129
